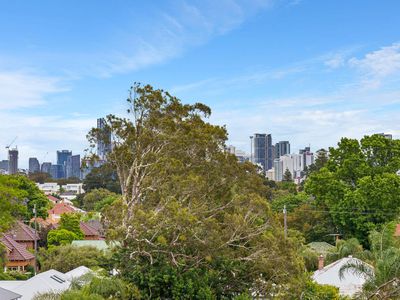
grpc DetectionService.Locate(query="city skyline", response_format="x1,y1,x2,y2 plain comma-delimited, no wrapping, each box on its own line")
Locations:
1,1,400,167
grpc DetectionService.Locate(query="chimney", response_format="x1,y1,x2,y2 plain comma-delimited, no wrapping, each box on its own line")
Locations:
318,255,324,270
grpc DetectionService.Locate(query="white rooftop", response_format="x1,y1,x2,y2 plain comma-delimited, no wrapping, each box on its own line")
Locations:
64,266,92,281
0,266,92,300
313,256,372,296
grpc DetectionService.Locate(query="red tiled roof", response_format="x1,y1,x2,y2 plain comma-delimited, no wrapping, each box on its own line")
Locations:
48,203,76,215
80,222,100,237
47,195,60,203
7,221,40,242
0,235,35,261
395,224,400,236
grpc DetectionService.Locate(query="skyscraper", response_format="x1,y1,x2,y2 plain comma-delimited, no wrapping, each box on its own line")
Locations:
8,148,18,175
252,133,273,171
0,160,8,171
66,155,81,179
29,157,40,173
97,118,112,160
50,164,64,179
41,162,52,174
275,141,291,158
57,150,72,178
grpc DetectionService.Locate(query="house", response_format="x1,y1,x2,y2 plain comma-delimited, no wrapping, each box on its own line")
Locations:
47,202,79,224
79,222,101,240
0,235,35,272
6,221,40,250
47,195,61,204
0,287,21,300
313,255,372,296
0,266,92,300
36,182,59,195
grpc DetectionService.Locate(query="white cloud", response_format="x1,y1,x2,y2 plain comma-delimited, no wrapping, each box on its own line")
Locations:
0,112,95,168
348,43,400,88
0,71,66,109
94,0,274,76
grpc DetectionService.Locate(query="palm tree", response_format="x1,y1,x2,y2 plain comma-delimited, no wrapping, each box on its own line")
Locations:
339,222,400,299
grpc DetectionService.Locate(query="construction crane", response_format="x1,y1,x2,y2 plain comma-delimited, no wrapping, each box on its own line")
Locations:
5,136,17,150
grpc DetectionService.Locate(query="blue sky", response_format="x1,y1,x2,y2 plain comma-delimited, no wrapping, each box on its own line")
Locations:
1,0,400,167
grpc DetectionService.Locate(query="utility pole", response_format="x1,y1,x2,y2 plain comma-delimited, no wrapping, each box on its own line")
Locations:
283,205,287,239
33,204,37,275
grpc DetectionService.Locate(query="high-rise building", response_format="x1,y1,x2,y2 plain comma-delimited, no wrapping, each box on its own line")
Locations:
299,147,314,171
274,154,303,182
0,160,8,171
29,157,40,173
377,133,393,140
8,148,18,175
50,164,64,179
252,133,273,172
66,155,81,179
97,118,112,160
57,150,72,178
41,162,52,174
275,141,291,159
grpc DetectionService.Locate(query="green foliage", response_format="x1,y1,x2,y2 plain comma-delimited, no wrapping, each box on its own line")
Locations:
83,163,121,194
0,175,49,231
38,245,106,273
89,84,306,297
59,213,84,239
326,238,364,264
305,135,400,245
82,188,118,211
47,229,78,247
283,168,293,182
301,280,342,300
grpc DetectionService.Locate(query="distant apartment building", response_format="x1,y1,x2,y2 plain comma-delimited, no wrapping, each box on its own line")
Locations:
29,157,40,173
299,147,314,171
41,162,52,174
274,154,302,182
0,160,8,171
8,148,18,175
252,133,273,171
275,141,291,158
97,118,112,160
50,164,64,179
57,150,72,178
377,133,393,140
227,145,249,163
66,155,81,179
36,182,59,194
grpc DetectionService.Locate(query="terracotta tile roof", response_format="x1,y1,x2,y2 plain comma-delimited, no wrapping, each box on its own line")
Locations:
395,224,400,236
0,235,35,261
48,203,76,215
80,222,100,237
7,221,40,242
47,195,60,203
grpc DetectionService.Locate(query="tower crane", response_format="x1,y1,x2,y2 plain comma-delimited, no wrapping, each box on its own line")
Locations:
5,136,18,150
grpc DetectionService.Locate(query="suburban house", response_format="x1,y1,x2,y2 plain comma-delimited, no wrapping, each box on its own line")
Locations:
47,202,81,224
313,255,372,296
6,221,40,250
47,195,61,204
0,287,21,300
79,222,101,240
0,235,35,272
0,266,91,300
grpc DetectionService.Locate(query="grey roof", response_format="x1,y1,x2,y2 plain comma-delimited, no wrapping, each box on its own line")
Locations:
64,266,92,281
0,286,21,300
14,269,70,300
